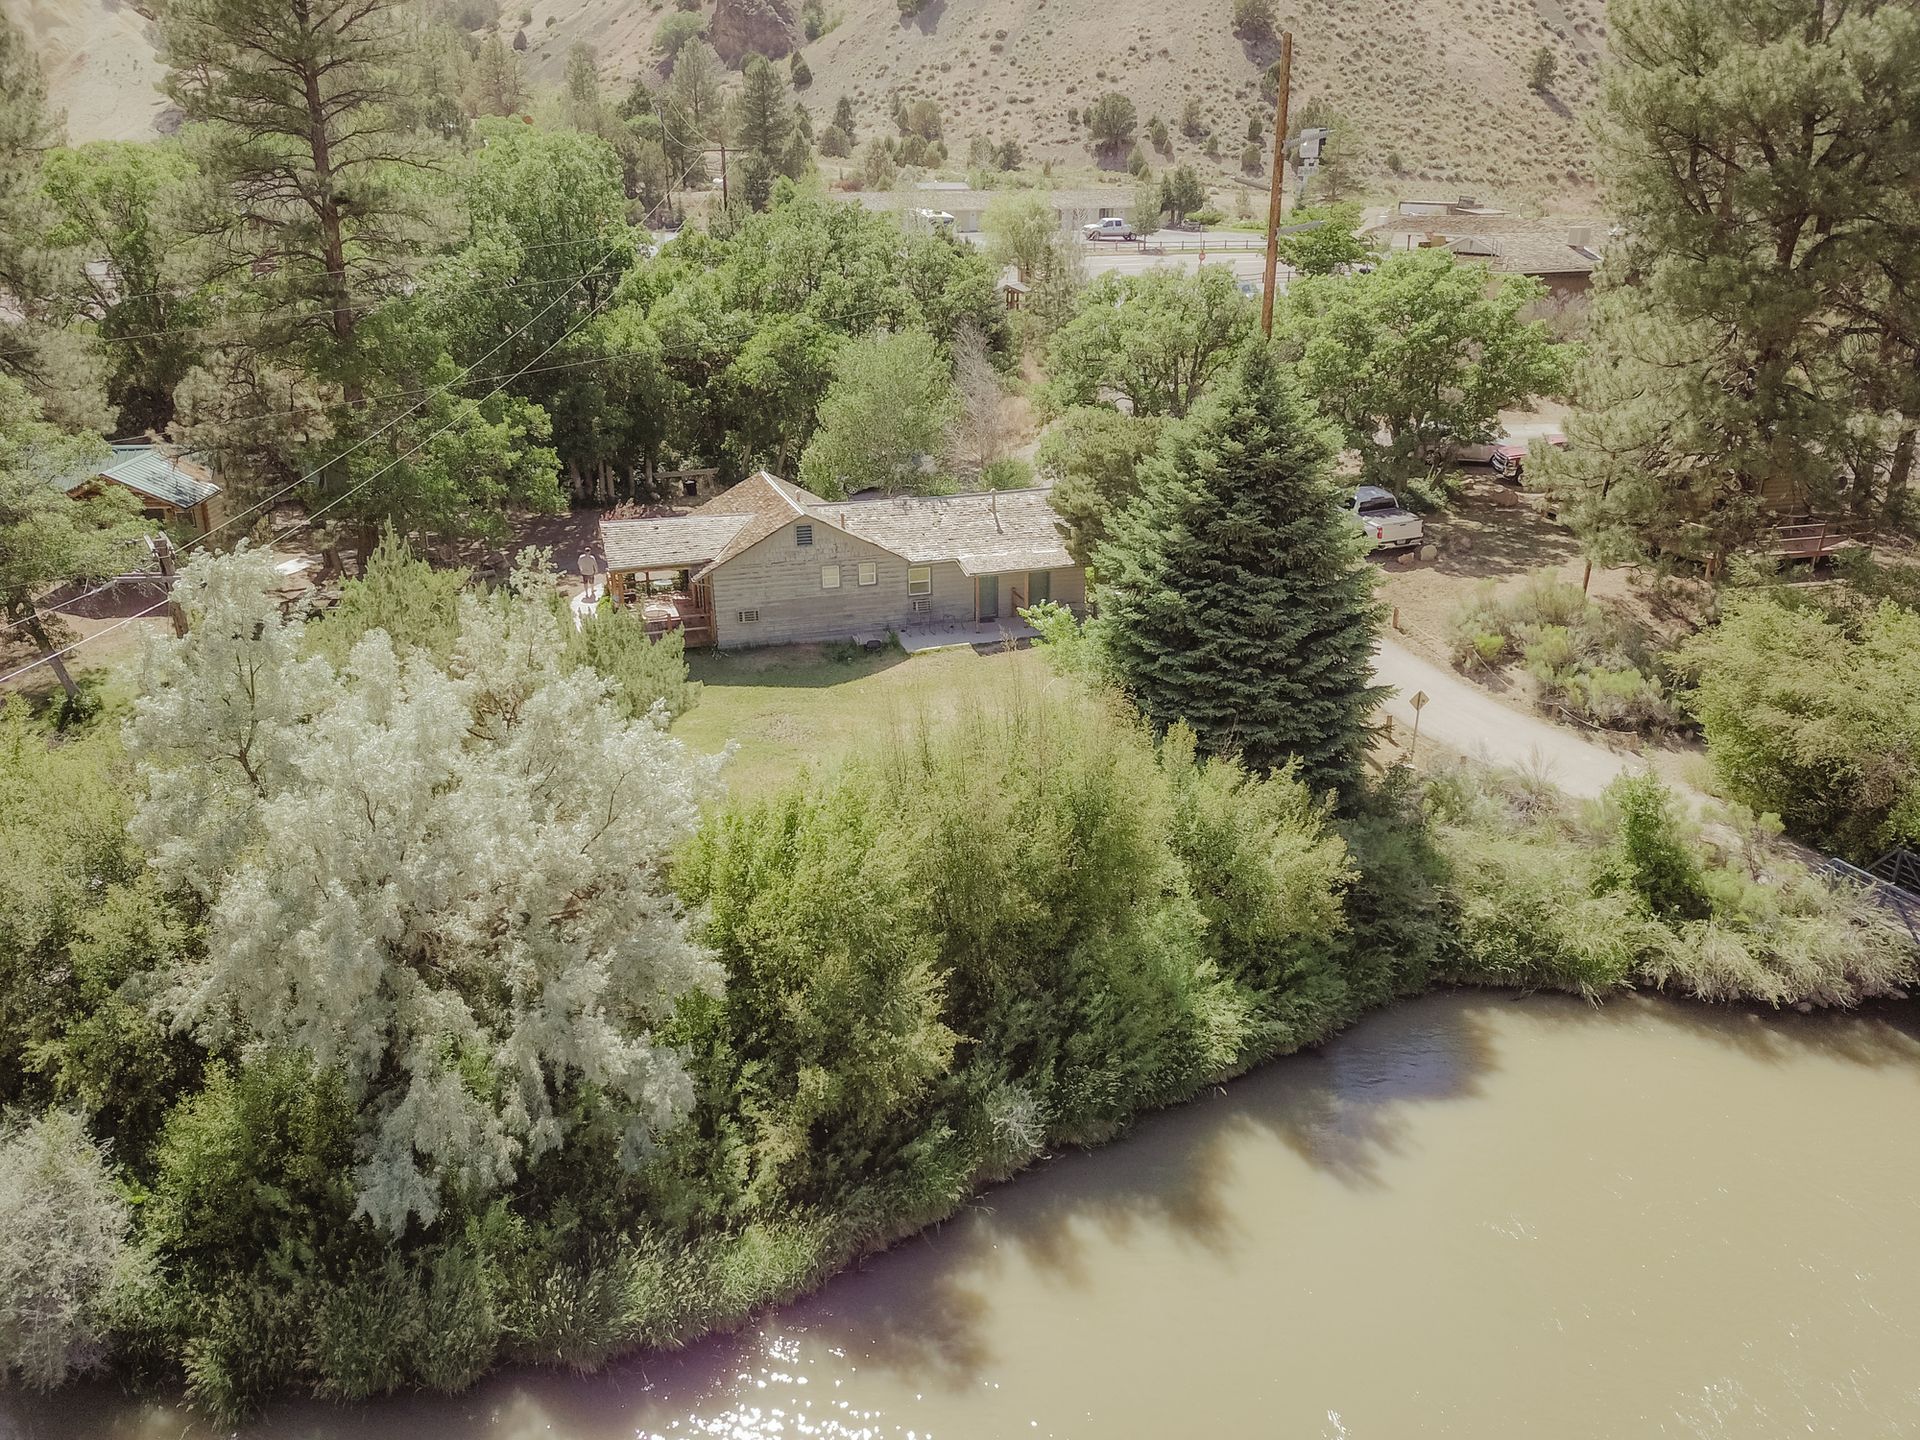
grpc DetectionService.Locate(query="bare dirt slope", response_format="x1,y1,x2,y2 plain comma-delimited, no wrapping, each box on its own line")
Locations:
521,0,1607,198
6,0,173,142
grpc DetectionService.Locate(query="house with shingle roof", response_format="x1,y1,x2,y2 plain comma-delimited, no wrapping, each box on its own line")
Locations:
59,443,224,536
598,471,1085,649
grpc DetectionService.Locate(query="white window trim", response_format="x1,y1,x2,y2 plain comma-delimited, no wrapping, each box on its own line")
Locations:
907,565,932,596
857,561,878,587
821,563,842,590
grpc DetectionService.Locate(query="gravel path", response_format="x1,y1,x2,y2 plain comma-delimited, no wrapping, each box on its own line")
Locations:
1373,635,1650,799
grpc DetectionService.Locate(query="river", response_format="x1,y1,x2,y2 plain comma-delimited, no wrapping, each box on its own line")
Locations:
12,991,1920,1440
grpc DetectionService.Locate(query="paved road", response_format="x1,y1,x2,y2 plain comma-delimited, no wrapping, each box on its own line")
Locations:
1373,635,1645,799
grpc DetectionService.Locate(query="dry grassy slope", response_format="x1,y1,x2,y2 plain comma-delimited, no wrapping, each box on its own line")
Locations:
26,0,1605,198
7,0,172,142
530,0,1608,200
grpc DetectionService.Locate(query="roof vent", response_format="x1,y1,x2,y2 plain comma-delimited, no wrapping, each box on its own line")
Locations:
794,523,813,547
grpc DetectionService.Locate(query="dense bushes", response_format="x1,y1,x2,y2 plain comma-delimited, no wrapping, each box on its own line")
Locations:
1449,571,1679,731
1679,593,1920,861
1428,764,1914,1007
1,563,1910,1417
0,1111,134,1389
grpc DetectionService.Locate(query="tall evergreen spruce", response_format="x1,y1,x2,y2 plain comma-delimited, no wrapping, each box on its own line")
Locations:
1092,345,1384,794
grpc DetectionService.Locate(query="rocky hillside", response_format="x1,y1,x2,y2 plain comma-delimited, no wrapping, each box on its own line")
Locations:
23,0,1608,199
519,0,1608,199
7,0,173,142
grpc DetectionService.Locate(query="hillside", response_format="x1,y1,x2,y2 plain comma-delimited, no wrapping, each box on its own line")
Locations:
21,0,1607,200
519,0,1607,201
6,0,173,142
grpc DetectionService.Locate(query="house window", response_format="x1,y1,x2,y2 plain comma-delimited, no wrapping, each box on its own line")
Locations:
736,609,760,624
795,523,814,547
858,561,878,587
1030,570,1052,605
907,566,931,596
821,564,841,590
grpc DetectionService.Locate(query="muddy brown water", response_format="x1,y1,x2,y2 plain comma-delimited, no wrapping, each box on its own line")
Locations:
11,991,1920,1440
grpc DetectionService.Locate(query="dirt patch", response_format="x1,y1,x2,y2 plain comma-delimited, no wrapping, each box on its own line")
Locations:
1375,475,1712,669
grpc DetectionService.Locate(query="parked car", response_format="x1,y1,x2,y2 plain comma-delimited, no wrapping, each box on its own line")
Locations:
1489,432,1567,481
1083,216,1137,242
1450,423,1566,468
915,208,957,231
1350,486,1424,552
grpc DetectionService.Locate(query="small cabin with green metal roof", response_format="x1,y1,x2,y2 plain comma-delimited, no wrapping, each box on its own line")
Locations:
60,443,224,537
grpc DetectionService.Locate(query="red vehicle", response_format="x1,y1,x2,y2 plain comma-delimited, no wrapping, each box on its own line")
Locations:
1490,431,1566,481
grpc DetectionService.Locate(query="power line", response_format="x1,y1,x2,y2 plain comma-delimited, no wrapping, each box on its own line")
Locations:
84,258,637,348
3,244,626,639
0,283,623,689
81,229,658,310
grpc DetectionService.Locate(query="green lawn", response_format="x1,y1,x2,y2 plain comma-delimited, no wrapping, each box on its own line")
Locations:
674,642,1047,801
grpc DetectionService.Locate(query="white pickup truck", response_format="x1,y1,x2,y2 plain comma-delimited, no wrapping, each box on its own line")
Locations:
1350,485,1424,552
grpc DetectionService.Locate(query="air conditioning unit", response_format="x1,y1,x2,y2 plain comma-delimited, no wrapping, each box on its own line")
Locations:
910,598,933,614
736,609,760,624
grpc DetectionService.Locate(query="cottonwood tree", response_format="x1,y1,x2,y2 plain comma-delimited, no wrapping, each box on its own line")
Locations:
981,192,1084,335
127,549,723,1234
1092,345,1384,794
41,142,206,434
1046,267,1253,418
1546,0,1920,562
1036,406,1165,564
799,329,954,497
1276,203,1373,276
1282,248,1571,485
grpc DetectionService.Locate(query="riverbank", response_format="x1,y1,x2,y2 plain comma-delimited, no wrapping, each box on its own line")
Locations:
16,989,1920,1440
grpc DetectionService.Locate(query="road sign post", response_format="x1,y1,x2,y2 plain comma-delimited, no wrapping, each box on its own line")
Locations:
1409,689,1429,761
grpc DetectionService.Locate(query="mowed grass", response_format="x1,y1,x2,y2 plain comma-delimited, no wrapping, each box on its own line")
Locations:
674,642,1049,801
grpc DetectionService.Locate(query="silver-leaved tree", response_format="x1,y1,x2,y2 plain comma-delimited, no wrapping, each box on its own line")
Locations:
127,549,722,1234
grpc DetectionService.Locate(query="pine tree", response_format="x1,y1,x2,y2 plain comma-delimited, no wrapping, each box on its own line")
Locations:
832,93,856,137
1092,345,1385,794
733,53,793,161
158,0,441,420
467,31,527,116
1549,0,1920,560
0,12,109,430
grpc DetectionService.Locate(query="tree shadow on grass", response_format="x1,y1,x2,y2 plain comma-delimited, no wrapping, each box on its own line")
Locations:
688,643,913,690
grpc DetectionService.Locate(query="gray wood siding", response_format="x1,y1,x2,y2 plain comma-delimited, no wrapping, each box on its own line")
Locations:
710,523,973,648
710,520,1087,649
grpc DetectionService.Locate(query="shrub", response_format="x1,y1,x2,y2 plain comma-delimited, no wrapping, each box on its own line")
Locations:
1233,0,1277,41
1428,761,1916,1007
0,1111,134,1390
1446,572,1677,732
981,456,1036,489
1678,593,1920,859
565,604,701,719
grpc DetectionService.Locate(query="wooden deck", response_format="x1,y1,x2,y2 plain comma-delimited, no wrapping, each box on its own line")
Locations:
1768,519,1869,563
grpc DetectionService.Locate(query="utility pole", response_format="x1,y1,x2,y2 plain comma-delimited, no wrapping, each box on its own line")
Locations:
152,534,189,638
718,142,729,207
1260,30,1295,338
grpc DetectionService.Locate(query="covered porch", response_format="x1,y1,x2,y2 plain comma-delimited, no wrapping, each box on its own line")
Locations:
965,562,1068,624
601,511,751,650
